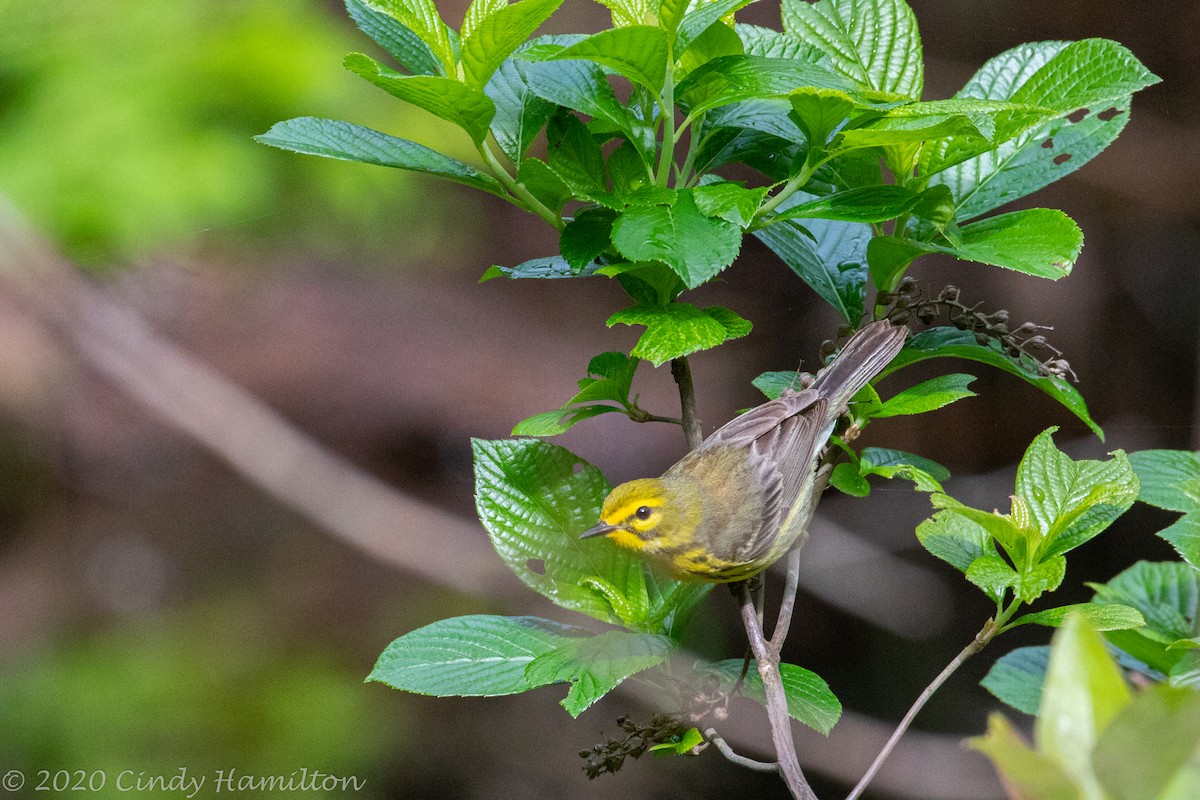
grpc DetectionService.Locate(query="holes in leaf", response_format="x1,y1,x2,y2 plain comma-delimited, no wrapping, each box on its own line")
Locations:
1098,106,1124,121
1067,108,1090,124
526,558,546,575
1041,138,1055,149
1053,153,1073,165
573,462,585,474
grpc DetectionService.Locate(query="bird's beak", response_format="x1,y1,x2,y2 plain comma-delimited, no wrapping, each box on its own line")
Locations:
580,522,618,539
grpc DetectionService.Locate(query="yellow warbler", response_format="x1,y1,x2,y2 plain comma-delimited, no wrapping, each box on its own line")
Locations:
581,321,907,582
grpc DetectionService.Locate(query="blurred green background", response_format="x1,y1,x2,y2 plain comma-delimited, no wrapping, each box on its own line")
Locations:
0,1,1195,799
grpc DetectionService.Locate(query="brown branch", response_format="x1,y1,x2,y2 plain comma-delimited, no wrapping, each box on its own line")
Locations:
670,355,703,449
737,581,817,800
845,619,1000,800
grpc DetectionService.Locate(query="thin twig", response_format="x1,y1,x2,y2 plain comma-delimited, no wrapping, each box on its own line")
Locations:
845,619,1001,800
737,582,817,800
705,728,779,773
670,356,703,449
771,548,803,649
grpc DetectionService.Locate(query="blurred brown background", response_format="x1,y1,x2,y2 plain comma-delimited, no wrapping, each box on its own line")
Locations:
0,1,1194,798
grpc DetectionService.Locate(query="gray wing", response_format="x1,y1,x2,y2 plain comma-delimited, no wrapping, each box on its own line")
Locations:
737,398,831,562
695,320,908,561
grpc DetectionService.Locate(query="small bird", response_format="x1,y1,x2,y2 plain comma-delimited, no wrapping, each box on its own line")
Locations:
581,321,908,582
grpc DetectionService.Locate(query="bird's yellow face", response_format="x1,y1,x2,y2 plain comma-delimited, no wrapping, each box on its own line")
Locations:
581,478,680,553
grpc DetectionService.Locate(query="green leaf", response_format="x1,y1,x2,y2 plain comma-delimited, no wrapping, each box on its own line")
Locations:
478,440,709,636
551,26,668,93
607,302,751,366
1015,428,1139,559
344,54,496,143
981,645,1051,715
657,0,690,37
472,439,644,625
546,113,606,197
781,0,923,97
753,195,870,324
364,0,457,75
830,462,870,497
1015,556,1066,605
1010,38,1160,120
1094,685,1200,800
860,448,949,478
835,113,989,152
570,351,640,406
873,373,977,417
1090,561,1200,663
1129,450,1200,514
524,631,674,716
593,0,649,27
460,0,565,87
1126,451,1200,567
649,726,706,756
966,554,1018,603
693,181,769,228
751,370,801,400
677,55,856,120
368,614,585,696
866,235,928,292
736,23,817,59
770,185,922,224
954,209,1082,279
1008,603,1145,632
520,59,649,156
511,405,623,436
516,157,574,214
867,208,1083,280
485,56,558,163
677,0,757,53
1035,613,1131,793
611,190,743,288
346,0,442,76
561,207,617,270
710,660,842,734
859,447,949,488
788,87,857,148
930,39,1160,220
511,352,643,437
483,254,601,280
462,0,507,39
968,714,1080,800
877,327,1102,439
907,503,984,573
1160,516,1200,573
678,21,745,81
255,117,505,197
931,492,1026,558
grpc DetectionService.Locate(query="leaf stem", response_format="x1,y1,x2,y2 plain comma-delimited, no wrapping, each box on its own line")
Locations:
705,728,779,773
477,139,564,230
844,607,1014,800
675,112,705,188
751,158,824,228
670,356,703,450
737,581,817,800
655,47,676,188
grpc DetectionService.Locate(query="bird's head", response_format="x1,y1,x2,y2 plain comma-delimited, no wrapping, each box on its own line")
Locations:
580,477,681,552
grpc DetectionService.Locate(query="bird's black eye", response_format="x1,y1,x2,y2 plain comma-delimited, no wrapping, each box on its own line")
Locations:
635,506,652,520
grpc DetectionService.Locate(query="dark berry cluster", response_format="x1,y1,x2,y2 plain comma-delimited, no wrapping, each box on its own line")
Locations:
580,713,689,779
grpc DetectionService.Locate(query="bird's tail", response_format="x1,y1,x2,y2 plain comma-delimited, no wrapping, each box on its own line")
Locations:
810,320,908,416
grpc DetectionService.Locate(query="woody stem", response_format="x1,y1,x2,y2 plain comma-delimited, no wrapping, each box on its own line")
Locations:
737,581,817,800
671,355,703,449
